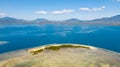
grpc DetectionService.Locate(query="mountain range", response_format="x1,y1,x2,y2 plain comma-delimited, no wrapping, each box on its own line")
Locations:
0,15,120,25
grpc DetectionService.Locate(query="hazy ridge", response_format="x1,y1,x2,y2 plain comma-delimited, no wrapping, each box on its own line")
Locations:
0,15,120,25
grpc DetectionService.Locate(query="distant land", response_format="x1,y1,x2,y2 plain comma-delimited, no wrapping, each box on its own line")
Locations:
0,15,120,25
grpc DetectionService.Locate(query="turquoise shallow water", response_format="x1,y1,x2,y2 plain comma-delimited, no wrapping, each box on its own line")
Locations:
0,24,120,53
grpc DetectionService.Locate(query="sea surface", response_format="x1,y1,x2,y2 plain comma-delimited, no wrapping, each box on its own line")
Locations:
0,24,120,53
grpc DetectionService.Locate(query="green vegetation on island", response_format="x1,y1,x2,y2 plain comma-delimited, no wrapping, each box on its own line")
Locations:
29,44,91,55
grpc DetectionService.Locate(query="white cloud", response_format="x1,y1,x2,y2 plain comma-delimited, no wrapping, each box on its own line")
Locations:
52,9,75,15
92,6,106,11
79,8,91,11
101,6,106,9
35,6,105,15
35,11,48,14
116,0,120,2
79,6,106,12
0,12,5,16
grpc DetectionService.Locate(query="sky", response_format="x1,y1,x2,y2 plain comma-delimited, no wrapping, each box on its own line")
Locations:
0,0,120,20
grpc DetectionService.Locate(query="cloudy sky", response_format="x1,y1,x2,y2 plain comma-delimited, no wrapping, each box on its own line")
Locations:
0,0,120,20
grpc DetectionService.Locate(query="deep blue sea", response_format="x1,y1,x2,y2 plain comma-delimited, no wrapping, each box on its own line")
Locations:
0,24,120,53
